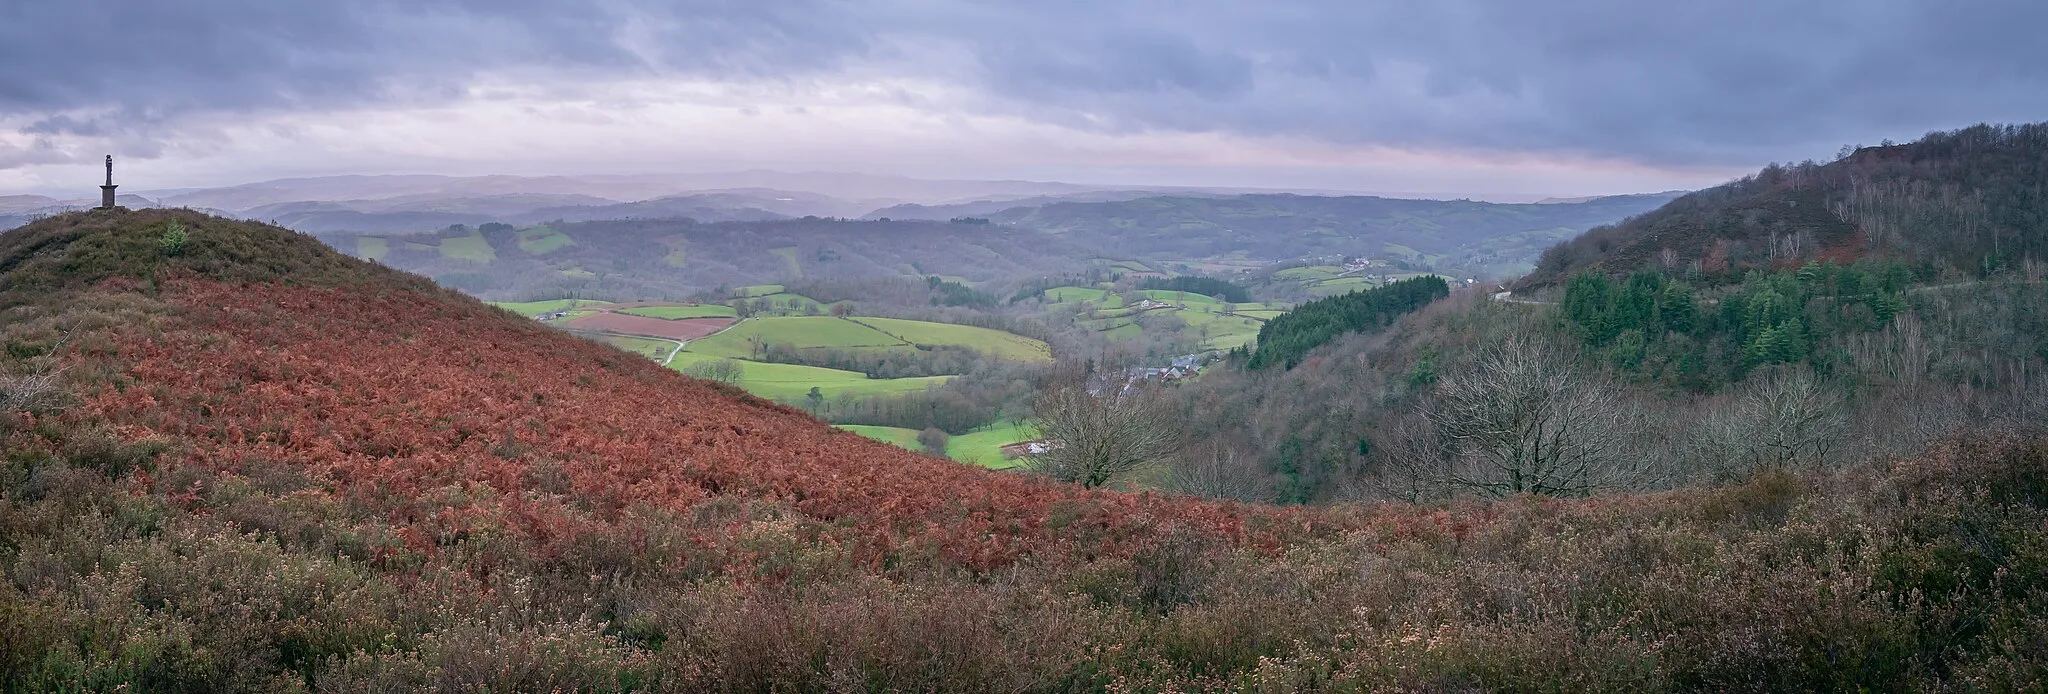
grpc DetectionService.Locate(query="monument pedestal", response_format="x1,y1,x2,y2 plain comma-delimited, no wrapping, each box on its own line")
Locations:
101,184,117,210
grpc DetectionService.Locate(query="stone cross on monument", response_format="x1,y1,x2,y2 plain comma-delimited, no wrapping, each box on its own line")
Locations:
99,155,118,210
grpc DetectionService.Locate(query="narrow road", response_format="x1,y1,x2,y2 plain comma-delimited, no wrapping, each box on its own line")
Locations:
572,317,752,367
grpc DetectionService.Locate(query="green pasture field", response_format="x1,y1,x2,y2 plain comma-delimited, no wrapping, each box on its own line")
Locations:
734,284,785,298
835,425,924,452
516,226,573,254
667,353,952,402
684,317,906,359
1044,286,1110,303
736,293,834,316
946,422,1040,470
618,304,739,320
850,317,1053,362
601,335,679,360
1135,289,1226,306
1181,312,1265,351
769,246,802,276
488,299,611,316
356,236,389,260
1275,266,1343,281
439,229,496,263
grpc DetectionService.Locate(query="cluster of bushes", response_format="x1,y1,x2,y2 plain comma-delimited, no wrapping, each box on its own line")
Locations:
9,396,2047,690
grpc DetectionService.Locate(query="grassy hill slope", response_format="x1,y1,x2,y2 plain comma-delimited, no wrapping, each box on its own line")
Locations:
3,209,2046,690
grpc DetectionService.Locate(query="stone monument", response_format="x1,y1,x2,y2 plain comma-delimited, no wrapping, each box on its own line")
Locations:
100,155,117,210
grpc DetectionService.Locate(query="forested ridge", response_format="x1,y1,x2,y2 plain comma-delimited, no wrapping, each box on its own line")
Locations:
1526,122,2048,288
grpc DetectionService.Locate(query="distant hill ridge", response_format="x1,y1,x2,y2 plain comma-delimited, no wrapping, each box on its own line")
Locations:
1521,122,2048,288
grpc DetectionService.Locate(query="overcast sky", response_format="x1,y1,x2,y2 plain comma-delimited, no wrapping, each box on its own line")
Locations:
3,0,2045,199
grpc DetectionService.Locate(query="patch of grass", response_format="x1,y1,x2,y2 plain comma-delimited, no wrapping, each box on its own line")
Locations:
1180,312,1265,351
661,237,688,267
559,267,596,279
1044,286,1108,303
1275,266,1343,281
667,353,951,401
488,299,610,316
946,421,1040,470
439,228,496,263
685,317,906,359
356,236,389,260
769,246,801,276
515,226,573,254
618,304,739,320
734,284,785,298
735,292,835,316
849,317,1052,362
1136,289,1225,306
600,334,678,360
835,424,924,452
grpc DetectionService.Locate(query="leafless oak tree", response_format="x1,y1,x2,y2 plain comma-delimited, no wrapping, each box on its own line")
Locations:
1425,337,1646,497
1161,442,1269,501
1692,367,1844,477
1025,383,1178,489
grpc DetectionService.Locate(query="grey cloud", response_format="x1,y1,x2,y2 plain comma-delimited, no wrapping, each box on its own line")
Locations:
901,0,2048,165
3,0,2046,170
0,0,867,117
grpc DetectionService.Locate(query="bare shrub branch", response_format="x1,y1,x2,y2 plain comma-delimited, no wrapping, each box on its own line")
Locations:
1025,382,1178,489
1424,337,1648,497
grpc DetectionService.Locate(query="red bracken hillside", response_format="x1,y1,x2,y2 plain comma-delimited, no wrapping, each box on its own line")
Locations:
9,210,1326,573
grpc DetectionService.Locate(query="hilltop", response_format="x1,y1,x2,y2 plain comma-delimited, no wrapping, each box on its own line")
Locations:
4,209,2048,690
1522,122,2048,288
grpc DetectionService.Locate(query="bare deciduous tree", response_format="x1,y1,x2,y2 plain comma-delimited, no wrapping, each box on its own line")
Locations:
1425,337,1647,497
680,358,745,385
1161,442,1270,501
1692,367,1845,478
1026,383,1178,489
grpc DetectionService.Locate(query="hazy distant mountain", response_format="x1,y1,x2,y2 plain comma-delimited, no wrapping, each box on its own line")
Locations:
139,171,1124,213
0,194,167,231
978,192,1685,278
0,195,61,214
862,190,1232,220
339,216,1095,299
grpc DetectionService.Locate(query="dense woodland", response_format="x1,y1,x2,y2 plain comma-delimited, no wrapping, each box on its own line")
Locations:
1243,276,1450,370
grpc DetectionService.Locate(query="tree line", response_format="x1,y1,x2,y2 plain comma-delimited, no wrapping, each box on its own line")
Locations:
1137,276,1250,302
1560,259,1925,390
1244,276,1449,370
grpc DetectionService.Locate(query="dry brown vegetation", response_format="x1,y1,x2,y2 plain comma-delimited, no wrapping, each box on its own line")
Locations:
2,211,2046,691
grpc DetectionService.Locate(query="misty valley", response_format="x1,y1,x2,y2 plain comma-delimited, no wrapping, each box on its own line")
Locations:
6,2,2048,686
